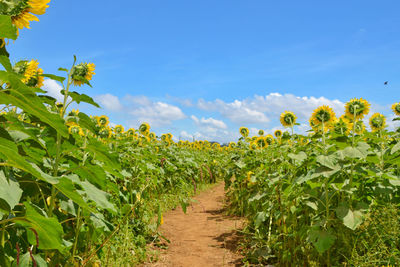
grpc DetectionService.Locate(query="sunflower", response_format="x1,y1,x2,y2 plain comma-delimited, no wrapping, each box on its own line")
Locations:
274,129,282,138
97,115,109,127
161,134,168,142
258,129,264,136
6,0,51,32
300,138,309,146
392,102,400,116
71,63,95,86
239,127,249,137
249,142,259,150
167,133,173,140
369,113,386,132
25,67,43,88
70,109,79,116
353,120,366,135
68,122,84,136
280,111,297,127
256,136,267,148
228,142,236,149
126,128,135,136
149,132,156,139
264,135,274,145
345,98,370,120
310,105,336,126
244,137,251,143
333,115,352,135
139,122,150,135
98,127,112,138
114,125,124,134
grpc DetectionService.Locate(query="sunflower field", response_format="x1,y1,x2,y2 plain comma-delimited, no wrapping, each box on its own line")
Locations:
0,2,227,266
225,104,400,266
1,1,400,267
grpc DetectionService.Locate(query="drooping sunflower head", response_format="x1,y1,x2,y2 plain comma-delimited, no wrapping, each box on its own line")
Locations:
392,102,400,116
258,129,264,136
311,105,336,125
114,125,124,134
99,127,112,139
71,62,95,86
13,59,43,87
345,98,370,120
282,131,291,140
97,115,109,127
139,122,150,135
6,0,51,32
249,142,259,150
280,111,297,127
239,127,249,137
68,122,84,136
369,113,386,132
265,134,274,145
274,129,282,138
256,136,267,148
333,116,352,135
228,142,236,149
353,120,366,135
149,132,156,139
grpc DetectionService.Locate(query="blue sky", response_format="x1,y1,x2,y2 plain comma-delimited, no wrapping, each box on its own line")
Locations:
9,0,400,142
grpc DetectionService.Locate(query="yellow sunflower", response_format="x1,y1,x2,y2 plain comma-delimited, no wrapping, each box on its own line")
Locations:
8,0,51,32
369,113,386,132
274,129,282,138
280,111,297,127
139,122,150,135
239,127,249,137
256,136,267,148
332,115,352,135
114,125,124,134
265,134,274,145
258,129,264,136
71,62,96,86
310,105,336,126
249,142,259,150
392,102,400,116
97,115,109,127
353,120,366,135
228,142,236,149
149,132,156,139
345,98,370,120
126,128,135,136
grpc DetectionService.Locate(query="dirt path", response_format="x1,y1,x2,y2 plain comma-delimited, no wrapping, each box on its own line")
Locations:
144,182,244,267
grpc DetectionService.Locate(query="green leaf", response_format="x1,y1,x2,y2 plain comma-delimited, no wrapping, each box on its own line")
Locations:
0,15,17,40
0,55,12,71
66,91,100,107
77,112,97,133
42,73,65,83
336,203,364,230
0,72,68,137
288,151,307,165
308,228,336,254
78,180,116,213
254,211,267,227
316,154,337,170
15,202,64,251
0,170,22,211
391,142,400,154
11,253,48,267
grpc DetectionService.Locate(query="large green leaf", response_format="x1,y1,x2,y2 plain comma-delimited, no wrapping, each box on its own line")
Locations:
0,15,17,40
65,91,100,108
308,228,336,254
0,72,68,137
78,180,116,213
0,170,22,211
316,154,337,170
15,202,64,251
11,252,48,267
336,203,364,230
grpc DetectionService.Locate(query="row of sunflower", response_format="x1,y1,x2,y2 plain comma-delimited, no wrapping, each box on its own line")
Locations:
0,2,225,266
224,100,400,266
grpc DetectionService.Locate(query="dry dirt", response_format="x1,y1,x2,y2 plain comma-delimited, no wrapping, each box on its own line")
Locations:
143,182,245,267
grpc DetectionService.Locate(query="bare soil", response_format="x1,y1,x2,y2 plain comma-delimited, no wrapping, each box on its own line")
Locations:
144,182,245,267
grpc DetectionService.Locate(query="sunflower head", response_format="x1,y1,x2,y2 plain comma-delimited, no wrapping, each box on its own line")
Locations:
239,127,249,137
126,128,135,136
99,127,112,139
228,142,236,149
282,131,291,140
114,125,124,134
311,105,336,125
161,134,168,142
258,129,264,136
139,122,150,135
71,62,95,86
274,129,282,138
249,142,259,150
97,115,109,127
280,111,297,127
167,133,173,140
369,113,386,132
265,134,274,145
13,59,43,87
353,120,366,135
7,0,51,32
392,102,400,116
149,132,156,139
333,116,352,135
255,136,267,148
345,98,370,120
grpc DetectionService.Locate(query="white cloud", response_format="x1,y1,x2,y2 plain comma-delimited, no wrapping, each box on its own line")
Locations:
127,96,186,127
197,93,345,125
95,93,123,111
191,115,227,129
43,79,67,102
